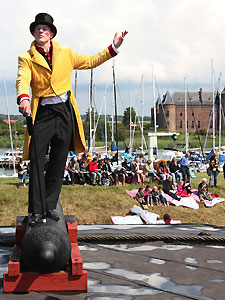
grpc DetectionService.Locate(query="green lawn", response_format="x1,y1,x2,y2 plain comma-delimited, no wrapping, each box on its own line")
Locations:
0,172,225,227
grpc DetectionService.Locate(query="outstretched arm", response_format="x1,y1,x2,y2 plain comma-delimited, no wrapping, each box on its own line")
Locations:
113,30,128,49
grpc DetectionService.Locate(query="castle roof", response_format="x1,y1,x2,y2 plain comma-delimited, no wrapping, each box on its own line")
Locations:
160,91,215,106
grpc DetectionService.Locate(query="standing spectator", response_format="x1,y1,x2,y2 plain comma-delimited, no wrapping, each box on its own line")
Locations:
17,158,28,188
208,154,220,187
168,157,181,184
180,152,191,183
89,157,102,185
124,147,133,163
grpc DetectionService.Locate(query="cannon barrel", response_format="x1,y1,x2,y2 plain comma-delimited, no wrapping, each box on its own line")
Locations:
21,202,71,274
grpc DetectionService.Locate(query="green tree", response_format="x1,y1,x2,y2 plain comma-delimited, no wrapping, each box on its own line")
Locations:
122,107,136,127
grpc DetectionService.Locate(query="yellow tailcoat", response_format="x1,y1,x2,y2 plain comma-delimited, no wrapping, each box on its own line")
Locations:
16,40,113,160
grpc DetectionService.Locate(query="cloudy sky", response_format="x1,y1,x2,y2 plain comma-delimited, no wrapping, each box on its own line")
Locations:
1,0,225,117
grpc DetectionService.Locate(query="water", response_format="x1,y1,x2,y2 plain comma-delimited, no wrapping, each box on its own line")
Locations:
0,148,17,177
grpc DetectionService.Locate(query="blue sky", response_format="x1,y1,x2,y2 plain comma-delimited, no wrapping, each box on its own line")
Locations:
1,0,225,117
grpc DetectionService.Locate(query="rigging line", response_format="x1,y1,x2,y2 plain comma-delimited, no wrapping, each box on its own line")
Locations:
92,85,108,147
186,88,204,157
154,78,174,147
202,93,218,155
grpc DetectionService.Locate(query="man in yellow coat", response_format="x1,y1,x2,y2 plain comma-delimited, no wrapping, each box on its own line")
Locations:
17,13,127,226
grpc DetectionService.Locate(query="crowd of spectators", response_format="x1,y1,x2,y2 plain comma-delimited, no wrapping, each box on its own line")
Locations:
64,148,193,188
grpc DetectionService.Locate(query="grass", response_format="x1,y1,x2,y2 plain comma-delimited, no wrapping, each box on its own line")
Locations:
0,172,225,227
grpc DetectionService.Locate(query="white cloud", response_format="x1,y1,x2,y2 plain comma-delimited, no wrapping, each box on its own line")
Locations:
1,0,225,115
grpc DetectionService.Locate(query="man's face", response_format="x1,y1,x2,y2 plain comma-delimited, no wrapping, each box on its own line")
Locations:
33,24,53,45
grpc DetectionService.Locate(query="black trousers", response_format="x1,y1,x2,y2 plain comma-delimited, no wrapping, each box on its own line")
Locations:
28,101,73,213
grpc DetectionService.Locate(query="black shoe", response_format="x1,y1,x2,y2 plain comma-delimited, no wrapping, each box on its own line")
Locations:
46,210,60,221
28,213,43,227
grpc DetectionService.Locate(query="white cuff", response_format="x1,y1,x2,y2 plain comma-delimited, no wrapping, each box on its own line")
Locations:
112,43,119,54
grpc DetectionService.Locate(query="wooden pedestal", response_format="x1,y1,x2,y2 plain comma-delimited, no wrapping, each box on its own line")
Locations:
3,217,87,293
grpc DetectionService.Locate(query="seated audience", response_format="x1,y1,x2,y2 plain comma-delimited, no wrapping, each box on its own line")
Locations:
155,160,169,181
89,157,102,185
132,158,145,185
158,187,169,206
163,176,181,200
113,165,126,186
135,187,148,209
198,178,213,201
122,157,134,183
79,156,90,186
143,159,161,182
143,185,151,207
68,156,80,185
168,157,181,184
102,157,114,185
123,147,133,163
151,186,160,206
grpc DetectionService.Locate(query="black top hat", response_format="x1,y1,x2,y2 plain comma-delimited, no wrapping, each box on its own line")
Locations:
30,13,57,38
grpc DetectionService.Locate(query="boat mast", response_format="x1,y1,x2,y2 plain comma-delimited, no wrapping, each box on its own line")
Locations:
129,83,132,147
112,60,118,164
212,59,215,152
111,63,115,143
74,70,77,98
218,73,222,150
104,87,108,154
184,77,188,151
152,66,157,133
141,75,144,151
4,79,16,174
89,69,93,153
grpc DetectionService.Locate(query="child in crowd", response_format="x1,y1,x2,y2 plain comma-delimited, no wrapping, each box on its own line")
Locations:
158,187,169,206
183,181,192,195
151,186,160,206
172,182,178,193
163,213,171,224
177,180,183,193
143,185,152,207
135,187,148,209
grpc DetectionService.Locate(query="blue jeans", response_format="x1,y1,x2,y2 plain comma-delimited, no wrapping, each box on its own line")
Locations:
171,172,182,184
208,169,219,187
180,166,190,183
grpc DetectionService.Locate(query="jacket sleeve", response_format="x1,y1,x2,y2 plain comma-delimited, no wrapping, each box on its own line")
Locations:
16,54,32,101
69,46,114,70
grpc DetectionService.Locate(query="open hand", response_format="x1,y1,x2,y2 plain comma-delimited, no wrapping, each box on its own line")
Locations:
113,30,128,49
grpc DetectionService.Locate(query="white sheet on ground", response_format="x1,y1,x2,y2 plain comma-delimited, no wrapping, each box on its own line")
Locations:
171,196,199,210
204,198,225,207
131,205,160,224
110,215,143,225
